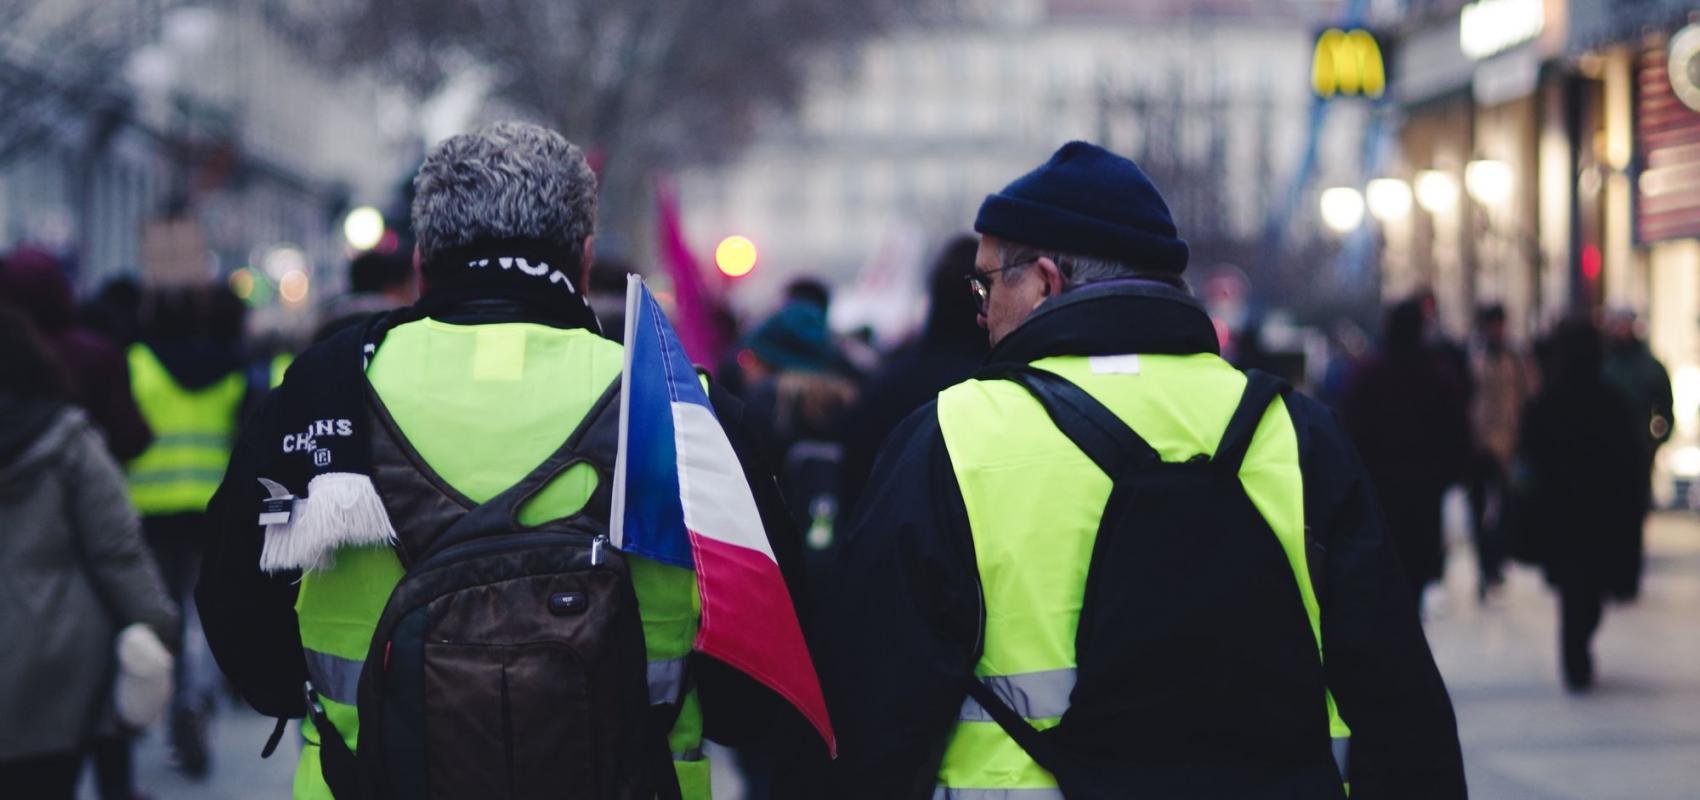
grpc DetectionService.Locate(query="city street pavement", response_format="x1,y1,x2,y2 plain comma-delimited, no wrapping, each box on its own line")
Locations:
1427,506,1700,799
84,507,1700,799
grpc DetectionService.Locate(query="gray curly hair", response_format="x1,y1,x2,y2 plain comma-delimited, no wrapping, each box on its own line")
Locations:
411,121,598,265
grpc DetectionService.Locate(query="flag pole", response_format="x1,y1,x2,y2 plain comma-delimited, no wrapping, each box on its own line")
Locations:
609,274,643,550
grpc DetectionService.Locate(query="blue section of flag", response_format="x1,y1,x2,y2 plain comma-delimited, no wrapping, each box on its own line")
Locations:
618,285,698,569
640,287,716,415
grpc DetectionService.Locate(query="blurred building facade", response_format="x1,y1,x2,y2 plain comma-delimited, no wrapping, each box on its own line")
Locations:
677,0,1365,337
1377,0,1571,339
0,2,413,319
1376,0,1700,497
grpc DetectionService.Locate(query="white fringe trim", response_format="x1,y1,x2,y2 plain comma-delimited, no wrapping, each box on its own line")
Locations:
259,472,398,574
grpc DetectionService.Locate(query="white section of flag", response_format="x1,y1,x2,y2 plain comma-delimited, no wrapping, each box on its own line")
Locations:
671,401,776,560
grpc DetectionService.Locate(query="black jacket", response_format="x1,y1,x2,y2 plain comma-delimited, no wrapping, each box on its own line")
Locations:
819,281,1466,799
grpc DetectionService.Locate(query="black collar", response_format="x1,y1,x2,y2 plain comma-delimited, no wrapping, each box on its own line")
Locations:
982,279,1219,369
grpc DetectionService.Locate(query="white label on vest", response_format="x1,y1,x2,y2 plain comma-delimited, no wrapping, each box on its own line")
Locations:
1089,354,1141,374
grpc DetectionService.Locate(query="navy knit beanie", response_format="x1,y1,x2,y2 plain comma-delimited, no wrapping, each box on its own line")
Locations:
974,141,1189,274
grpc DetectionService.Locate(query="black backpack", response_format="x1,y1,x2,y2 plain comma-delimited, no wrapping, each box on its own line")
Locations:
307,380,685,800
964,366,1345,799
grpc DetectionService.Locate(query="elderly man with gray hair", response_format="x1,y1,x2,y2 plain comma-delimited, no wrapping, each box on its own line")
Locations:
821,142,1464,799
199,121,799,800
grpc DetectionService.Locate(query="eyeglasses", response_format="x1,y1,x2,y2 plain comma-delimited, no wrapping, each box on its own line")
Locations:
966,257,1040,312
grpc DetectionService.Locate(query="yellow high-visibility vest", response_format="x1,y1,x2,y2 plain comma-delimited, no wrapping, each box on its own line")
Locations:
933,354,1349,798
126,344,244,515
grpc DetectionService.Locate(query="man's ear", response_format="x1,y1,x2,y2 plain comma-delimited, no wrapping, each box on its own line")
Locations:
1034,255,1065,298
579,235,597,295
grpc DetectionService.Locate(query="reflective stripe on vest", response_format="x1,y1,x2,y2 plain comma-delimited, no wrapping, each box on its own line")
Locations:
126,344,244,515
935,354,1349,794
649,656,688,706
957,668,1076,723
304,648,363,707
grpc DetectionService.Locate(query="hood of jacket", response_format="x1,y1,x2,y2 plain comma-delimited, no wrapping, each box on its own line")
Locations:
0,401,80,495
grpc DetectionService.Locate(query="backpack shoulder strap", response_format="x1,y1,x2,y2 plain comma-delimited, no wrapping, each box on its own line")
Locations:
1213,370,1291,479
423,375,622,559
995,365,1160,478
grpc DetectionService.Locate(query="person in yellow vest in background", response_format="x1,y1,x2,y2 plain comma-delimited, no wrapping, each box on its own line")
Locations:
197,122,804,800
821,142,1467,799
126,284,251,779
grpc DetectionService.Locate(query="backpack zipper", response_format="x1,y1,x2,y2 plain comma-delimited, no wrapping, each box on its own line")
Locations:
413,531,602,574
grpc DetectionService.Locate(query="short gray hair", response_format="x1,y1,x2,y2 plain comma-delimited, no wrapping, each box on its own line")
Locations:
997,241,1188,292
411,121,598,264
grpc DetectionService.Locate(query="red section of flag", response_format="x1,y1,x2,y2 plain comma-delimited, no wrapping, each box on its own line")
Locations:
654,179,726,368
688,532,836,756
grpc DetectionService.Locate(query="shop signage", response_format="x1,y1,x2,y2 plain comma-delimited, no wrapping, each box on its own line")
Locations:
1635,45,1700,244
1460,0,1545,60
1312,28,1386,98
1670,24,1700,113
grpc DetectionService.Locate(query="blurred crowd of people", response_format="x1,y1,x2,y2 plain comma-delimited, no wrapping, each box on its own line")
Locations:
0,226,990,797
0,209,1681,794
1328,291,1672,693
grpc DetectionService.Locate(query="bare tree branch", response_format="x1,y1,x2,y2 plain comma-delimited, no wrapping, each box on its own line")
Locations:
263,0,942,213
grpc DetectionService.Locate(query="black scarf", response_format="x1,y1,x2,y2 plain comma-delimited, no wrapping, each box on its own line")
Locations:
419,238,603,335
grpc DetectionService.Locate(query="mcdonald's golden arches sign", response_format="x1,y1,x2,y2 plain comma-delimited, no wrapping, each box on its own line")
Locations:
1312,28,1386,99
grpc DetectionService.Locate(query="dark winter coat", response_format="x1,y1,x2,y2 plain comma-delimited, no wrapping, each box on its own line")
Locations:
820,282,1465,799
1517,375,1647,594
0,403,177,760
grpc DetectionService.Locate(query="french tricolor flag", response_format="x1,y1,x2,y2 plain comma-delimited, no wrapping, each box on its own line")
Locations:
611,276,836,755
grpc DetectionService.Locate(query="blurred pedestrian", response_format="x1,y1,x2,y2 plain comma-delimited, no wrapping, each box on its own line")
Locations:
1602,309,1673,599
1317,318,1369,409
1342,298,1473,604
837,234,987,516
1516,319,1646,691
126,285,250,777
1468,304,1535,602
785,276,832,312
741,297,861,469
824,142,1464,798
0,248,153,461
312,248,418,343
1416,287,1474,402
198,121,800,799
0,302,177,800
79,276,145,348
733,292,861,799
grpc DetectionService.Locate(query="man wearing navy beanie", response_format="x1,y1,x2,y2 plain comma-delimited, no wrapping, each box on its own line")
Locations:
822,142,1466,799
